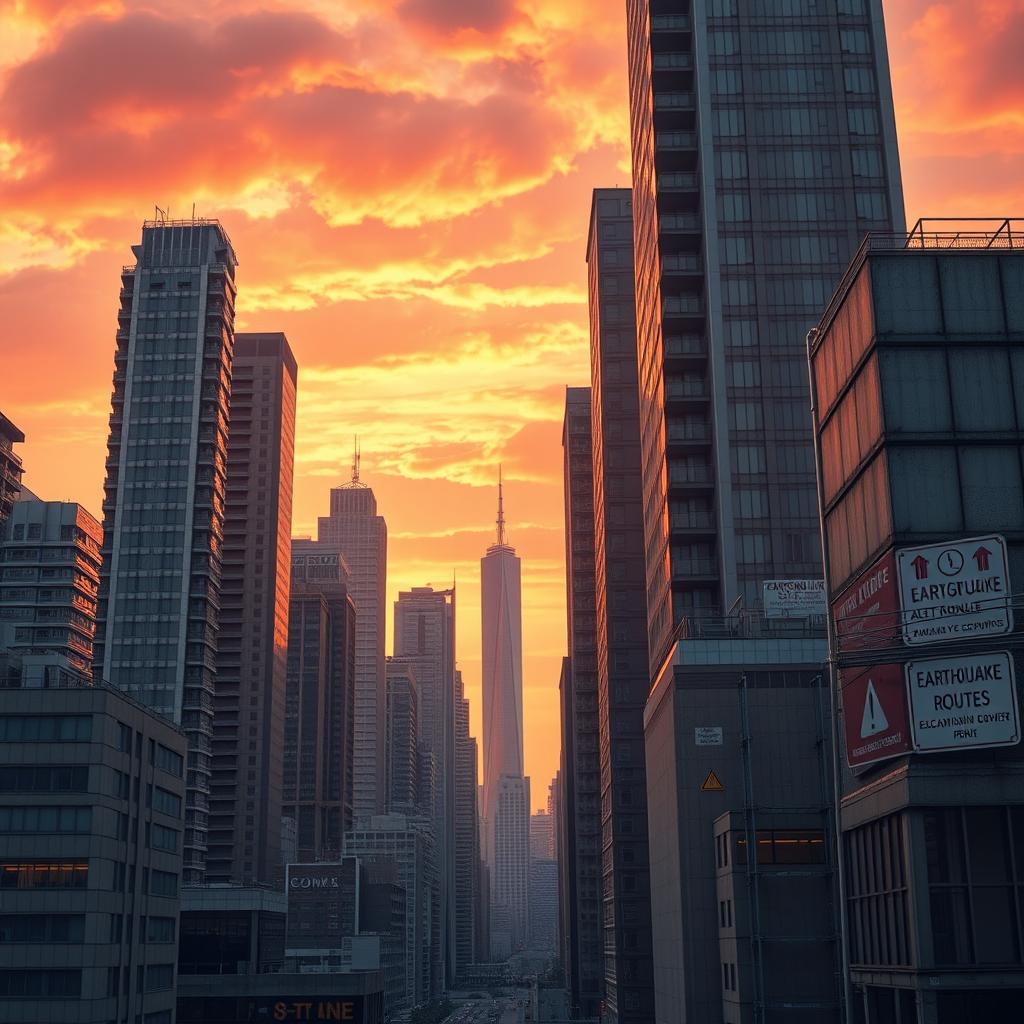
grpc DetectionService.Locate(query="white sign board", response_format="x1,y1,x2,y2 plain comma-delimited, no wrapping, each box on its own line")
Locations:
694,727,723,746
896,534,1012,646
763,580,826,619
905,650,1019,753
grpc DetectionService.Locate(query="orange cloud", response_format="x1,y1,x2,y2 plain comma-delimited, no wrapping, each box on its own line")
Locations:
2,0,1022,802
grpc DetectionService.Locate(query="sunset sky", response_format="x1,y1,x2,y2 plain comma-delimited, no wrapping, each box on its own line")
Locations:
1,0,1021,806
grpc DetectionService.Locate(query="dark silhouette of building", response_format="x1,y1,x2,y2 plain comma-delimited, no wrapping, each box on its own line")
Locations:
208,332,297,885
586,188,655,1022
394,585,456,987
385,657,419,814
559,387,603,1015
318,456,388,823
0,411,24,526
94,220,238,882
283,541,356,861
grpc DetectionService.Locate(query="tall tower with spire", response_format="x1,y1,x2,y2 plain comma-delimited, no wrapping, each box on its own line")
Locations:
481,469,528,955
317,441,388,823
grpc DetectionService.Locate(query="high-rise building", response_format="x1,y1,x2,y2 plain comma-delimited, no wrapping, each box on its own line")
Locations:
317,454,387,823
345,814,440,1008
94,219,238,882
530,811,554,862
0,500,102,684
810,222,1024,1024
559,388,603,1015
208,332,297,885
480,476,529,957
0,412,24,527
454,668,482,978
0,681,187,1024
624,0,905,676
385,657,419,815
394,585,456,985
490,773,530,958
586,188,655,1022
481,473,524,816
283,540,356,861
528,857,559,954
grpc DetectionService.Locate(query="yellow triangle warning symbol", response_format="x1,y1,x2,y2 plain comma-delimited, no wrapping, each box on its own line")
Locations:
701,770,724,792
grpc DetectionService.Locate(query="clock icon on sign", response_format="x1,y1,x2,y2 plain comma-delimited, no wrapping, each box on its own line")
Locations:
938,549,964,577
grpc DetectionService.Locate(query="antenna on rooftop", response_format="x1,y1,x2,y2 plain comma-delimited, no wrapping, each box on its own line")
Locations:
496,465,507,546
351,436,361,484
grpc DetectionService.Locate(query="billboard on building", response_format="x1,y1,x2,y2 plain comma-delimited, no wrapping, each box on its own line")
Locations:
286,860,359,953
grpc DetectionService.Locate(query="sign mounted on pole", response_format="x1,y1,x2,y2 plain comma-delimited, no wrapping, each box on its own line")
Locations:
840,663,913,770
896,535,1012,647
905,650,1020,754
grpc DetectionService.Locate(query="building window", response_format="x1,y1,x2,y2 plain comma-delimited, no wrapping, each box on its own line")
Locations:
0,765,88,793
0,969,81,998
845,814,910,967
154,744,184,778
735,829,826,865
145,963,174,992
0,806,91,833
150,869,177,898
0,716,91,742
925,807,1024,967
0,914,85,943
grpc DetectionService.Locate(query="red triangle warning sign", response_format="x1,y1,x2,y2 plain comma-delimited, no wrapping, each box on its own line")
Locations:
701,770,724,792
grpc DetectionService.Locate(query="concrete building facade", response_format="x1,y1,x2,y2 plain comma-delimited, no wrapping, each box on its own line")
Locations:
318,462,388,824
0,682,187,1024
809,223,1024,1024
208,332,297,886
283,540,356,861
95,220,238,882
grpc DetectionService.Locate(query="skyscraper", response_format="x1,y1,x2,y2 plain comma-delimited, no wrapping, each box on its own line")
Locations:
283,540,356,861
480,474,529,956
385,657,419,815
586,189,655,1022
0,411,24,527
95,219,238,882
208,332,297,885
625,0,905,675
394,585,456,985
318,452,388,823
560,387,603,1014
454,669,482,978
481,473,524,812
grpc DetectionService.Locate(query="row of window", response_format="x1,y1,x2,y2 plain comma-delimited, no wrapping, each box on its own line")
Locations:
0,714,91,743
0,805,91,833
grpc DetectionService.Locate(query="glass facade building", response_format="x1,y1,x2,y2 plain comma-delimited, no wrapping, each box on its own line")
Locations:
95,220,237,883
625,0,905,677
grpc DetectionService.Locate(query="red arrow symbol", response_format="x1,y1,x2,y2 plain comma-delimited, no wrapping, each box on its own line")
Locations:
911,555,929,580
974,546,992,571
